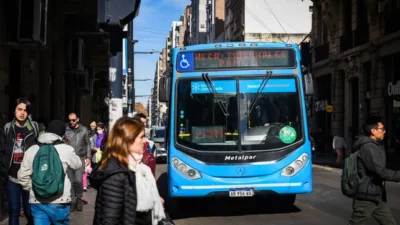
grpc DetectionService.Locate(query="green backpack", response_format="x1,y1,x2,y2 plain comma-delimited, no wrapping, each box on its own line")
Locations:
341,152,361,197
32,141,65,198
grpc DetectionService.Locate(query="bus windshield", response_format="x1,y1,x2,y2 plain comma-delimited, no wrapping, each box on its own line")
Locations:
176,77,303,152
155,129,165,138
239,78,302,150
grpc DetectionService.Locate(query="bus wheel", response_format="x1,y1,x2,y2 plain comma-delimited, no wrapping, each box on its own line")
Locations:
281,194,296,205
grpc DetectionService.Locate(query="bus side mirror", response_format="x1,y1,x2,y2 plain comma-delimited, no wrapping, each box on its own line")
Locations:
159,76,171,102
303,73,314,95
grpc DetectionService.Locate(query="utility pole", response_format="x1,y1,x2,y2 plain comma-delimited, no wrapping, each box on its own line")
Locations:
98,0,141,129
108,28,124,129
127,22,134,117
132,38,137,112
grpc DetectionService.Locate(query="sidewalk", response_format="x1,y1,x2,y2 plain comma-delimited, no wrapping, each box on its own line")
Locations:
0,188,96,225
312,153,341,168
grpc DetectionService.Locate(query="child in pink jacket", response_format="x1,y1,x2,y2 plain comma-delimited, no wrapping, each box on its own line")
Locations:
83,158,92,191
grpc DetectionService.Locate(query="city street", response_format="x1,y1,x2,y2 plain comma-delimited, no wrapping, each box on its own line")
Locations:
158,164,400,225
4,163,400,225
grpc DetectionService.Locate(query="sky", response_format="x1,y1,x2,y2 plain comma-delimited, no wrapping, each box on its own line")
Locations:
133,0,190,106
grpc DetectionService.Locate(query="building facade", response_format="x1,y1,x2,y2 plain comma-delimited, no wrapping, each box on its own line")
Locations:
171,21,183,48
310,0,400,153
0,0,110,126
191,0,208,44
183,5,192,46
225,0,311,43
224,0,244,42
206,0,225,43
151,58,162,126
150,55,168,127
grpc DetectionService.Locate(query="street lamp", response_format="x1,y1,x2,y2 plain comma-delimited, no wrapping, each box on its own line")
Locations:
134,78,151,81
128,38,161,115
134,49,161,54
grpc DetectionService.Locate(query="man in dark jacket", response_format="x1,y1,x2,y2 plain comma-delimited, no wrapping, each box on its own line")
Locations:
64,112,91,211
348,116,400,225
0,98,44,225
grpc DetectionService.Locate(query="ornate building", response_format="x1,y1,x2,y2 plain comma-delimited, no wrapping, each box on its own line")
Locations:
311,0,400,151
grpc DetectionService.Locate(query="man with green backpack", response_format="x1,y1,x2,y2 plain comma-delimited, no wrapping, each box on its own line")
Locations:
342,116,400,225
17,120,82,225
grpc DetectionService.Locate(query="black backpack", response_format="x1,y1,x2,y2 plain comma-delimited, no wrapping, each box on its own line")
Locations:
341,152,361,197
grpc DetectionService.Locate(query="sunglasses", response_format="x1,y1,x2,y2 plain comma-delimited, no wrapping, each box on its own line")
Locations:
69,119,77,122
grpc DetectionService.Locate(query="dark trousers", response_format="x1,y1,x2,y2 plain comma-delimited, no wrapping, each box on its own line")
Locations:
6,180,34,225
348,199,396,225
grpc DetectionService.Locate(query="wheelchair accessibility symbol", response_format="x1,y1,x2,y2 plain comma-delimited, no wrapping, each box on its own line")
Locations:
180,54,190,69
177,53,194,71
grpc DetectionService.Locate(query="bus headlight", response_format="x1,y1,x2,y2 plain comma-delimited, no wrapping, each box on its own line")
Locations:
173,158,179,166
281,153,308,177
178,164,187,173
172,157,201,180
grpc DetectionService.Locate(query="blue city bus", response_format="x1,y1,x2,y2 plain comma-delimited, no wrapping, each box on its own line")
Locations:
158,42,314,204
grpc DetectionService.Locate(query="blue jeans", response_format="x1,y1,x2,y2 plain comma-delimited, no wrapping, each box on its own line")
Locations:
31,203,70,225
6,180,33,225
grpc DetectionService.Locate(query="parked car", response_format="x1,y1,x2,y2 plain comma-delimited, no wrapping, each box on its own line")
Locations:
150,126,166,159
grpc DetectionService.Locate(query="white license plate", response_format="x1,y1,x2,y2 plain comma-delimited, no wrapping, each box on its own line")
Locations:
229,188,254,197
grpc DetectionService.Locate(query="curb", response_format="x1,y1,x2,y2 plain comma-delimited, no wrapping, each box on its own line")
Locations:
312,164,342,172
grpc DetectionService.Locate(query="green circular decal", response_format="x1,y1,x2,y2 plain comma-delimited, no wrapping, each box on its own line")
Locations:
279,126,297,144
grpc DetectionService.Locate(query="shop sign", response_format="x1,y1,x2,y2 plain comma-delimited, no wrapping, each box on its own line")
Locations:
314,100,328,112
326,105,333,113
388,81,400,96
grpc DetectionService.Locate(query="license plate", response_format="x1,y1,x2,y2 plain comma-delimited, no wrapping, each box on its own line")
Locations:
229,188,254,197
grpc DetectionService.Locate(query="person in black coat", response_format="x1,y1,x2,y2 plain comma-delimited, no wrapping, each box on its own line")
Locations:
348,116,400,225
90,117,145,225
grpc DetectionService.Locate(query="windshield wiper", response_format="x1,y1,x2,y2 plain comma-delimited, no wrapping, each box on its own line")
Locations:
202,73,230,116
247,71,273,114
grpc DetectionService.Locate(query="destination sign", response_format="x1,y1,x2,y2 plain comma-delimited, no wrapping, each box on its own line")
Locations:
192,126,225,143
176,49,295,71
239,79,296,93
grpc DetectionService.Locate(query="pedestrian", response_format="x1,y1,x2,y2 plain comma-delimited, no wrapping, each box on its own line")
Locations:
83,158,92,191
88,121,97,138
133,113,157,177
333,133,347,167
0,98,44,225
18,120,82,225
90,117,167,225
348,116,400,225
89,122,107,169
64,112,91,211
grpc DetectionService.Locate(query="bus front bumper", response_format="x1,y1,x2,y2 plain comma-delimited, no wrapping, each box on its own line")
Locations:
168,162,312,197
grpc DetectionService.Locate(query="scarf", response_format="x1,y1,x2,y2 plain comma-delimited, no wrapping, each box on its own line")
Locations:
96,133,105,148
128,155,165,225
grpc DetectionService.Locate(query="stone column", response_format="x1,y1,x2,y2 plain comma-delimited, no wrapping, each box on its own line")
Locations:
331,69,345,136
370,60,386,119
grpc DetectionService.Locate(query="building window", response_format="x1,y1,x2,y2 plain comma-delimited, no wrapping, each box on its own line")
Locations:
342,0,352,35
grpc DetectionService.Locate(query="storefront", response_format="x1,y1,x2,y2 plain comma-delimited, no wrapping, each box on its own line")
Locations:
313,74,332,154
384,53,400,169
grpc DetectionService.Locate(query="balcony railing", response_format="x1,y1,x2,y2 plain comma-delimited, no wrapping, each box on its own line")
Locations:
314,43,329,63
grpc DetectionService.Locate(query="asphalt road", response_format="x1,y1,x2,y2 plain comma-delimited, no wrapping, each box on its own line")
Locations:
155,163,400,225
4,163,400,225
